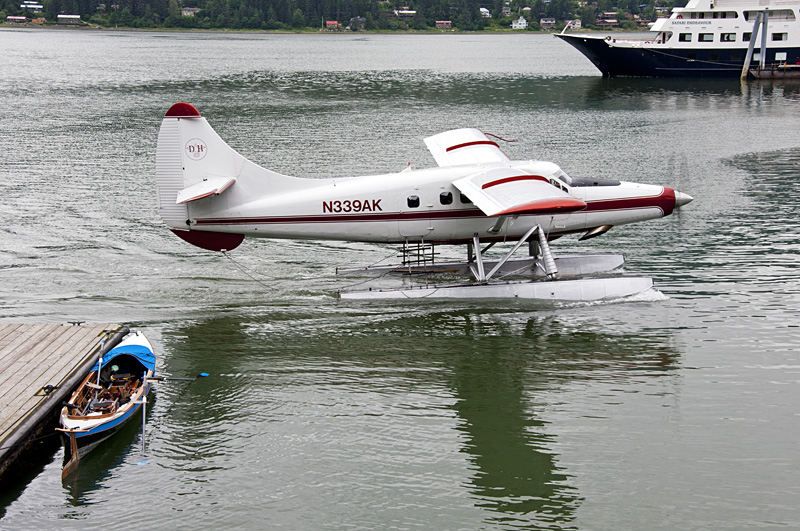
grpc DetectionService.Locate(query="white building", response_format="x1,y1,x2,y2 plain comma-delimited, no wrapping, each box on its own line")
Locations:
511,16,528,29
57,14,82,23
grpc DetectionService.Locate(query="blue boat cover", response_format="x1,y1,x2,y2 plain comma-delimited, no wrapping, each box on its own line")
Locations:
92,343,156,373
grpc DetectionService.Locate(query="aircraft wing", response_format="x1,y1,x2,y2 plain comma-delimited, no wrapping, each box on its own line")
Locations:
452,167,587,217
424,129,511,167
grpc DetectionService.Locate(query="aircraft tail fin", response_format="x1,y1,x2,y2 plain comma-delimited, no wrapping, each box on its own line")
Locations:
155,103,297,251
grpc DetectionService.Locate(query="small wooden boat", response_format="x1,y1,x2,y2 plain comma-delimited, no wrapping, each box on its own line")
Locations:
57,330,155,478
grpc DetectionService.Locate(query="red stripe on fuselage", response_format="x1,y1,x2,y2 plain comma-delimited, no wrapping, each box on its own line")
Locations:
584,187,675,216
194,208,488,226
193,189,676,226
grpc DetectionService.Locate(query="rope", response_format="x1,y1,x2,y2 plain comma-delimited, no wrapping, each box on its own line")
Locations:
0,431,59,452
643,46,742,67
222,248,407,293
484,132,518,143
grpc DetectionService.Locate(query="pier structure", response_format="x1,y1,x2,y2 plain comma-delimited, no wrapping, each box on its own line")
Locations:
0,322,126,480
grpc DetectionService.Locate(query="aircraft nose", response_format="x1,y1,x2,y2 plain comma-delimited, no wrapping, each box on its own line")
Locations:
675,191,693,208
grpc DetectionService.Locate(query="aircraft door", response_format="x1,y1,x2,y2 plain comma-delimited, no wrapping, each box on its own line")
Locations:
398,191,433,239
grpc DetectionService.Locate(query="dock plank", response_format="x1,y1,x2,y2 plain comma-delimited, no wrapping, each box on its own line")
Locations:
0,324,62,369
0,323,123,444
0,325,113,409
0,323,27,351
0,324,112,403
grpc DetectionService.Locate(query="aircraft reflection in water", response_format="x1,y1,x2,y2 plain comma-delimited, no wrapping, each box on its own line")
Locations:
155,312,680,528
155,103,692,301
452,345,581,526
450,313,679,527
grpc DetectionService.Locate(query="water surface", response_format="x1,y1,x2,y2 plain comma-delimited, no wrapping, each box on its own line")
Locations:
1,28,799,530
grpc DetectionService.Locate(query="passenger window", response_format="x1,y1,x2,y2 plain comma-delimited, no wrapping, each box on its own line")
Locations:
721,33,736,42
772,33,788,41
679,33,692,42
699,33,714,42
407,195,420,208
460,193,472,204
743,32,752,41
439,191,453,205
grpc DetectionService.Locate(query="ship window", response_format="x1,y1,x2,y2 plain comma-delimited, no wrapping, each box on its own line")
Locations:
743,32,751,41
721,33,736,42
439,191,453,205
767,9,795,21
772,33,788,41
407,195,420,208
460,193,472,204
776,52,788,61
699,33,714,42
744,10,778,20
679,33,692,42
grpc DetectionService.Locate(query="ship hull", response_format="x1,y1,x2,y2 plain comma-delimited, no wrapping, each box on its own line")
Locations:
556,33,799,77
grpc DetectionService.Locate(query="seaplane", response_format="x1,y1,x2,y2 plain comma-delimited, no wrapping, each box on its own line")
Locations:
155,102,692,300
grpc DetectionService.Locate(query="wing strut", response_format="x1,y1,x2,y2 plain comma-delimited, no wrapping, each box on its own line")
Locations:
470,225,557,283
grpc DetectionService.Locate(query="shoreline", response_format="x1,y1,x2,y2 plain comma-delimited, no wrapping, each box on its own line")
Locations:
0,22,652,35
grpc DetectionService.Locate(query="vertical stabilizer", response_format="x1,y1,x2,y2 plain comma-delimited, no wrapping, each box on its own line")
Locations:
155,106,191,230
154,103,307,252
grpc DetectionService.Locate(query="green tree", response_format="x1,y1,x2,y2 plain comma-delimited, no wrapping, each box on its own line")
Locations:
412,8,426,29
119,6,134,25
579,5,595,28
291,7,304,27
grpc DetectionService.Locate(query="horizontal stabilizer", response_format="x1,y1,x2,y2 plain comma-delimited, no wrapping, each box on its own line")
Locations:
176,176,236,204
453,168,586,217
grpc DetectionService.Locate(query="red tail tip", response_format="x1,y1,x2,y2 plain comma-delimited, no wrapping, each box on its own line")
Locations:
165,102,201,118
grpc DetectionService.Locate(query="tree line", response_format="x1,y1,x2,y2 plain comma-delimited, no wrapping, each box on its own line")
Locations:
2,0,682,32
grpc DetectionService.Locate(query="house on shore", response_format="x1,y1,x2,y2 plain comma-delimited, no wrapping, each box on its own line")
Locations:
539,17,556,29
57,14,82,24
511,16,528,29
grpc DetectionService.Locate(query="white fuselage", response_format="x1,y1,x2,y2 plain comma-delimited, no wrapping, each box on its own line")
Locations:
186,164,676,244
155,104,690,251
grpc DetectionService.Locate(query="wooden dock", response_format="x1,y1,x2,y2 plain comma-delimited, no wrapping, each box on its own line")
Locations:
0,323,127,479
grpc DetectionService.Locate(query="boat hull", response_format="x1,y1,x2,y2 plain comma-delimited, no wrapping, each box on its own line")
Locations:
58,331,155,477
60,386,149,460
556,34,799,77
